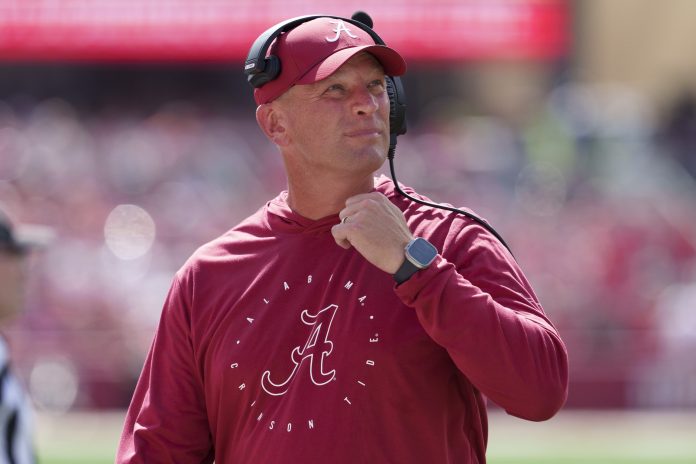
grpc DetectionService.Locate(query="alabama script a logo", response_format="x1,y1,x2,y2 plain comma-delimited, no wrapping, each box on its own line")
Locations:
261,304,338,396
325,20,358,43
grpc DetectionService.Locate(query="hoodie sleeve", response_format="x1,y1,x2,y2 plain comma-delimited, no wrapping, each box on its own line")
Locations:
394,222,569,421
116,273,214,464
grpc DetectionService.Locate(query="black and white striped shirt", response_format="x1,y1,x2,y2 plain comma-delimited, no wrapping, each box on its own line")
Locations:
0,340,34,464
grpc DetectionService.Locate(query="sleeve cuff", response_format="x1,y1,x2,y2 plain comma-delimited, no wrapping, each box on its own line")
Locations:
393,255,453,304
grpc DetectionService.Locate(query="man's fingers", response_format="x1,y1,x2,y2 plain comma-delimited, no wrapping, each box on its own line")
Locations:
344,193,370,206
338,203,364,225
345,191,387,206
331,223,352,249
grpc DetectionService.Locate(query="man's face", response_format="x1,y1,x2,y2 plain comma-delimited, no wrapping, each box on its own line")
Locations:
273,53,391,178
0,251,27,322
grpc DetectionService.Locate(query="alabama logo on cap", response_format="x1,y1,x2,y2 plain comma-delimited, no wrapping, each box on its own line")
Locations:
326,20,358,43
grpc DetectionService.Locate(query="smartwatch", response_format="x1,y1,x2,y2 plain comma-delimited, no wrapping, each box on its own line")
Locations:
393,237,438,285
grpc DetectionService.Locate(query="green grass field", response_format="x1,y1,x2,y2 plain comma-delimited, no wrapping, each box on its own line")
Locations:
36,410,696,463
486,410,696,464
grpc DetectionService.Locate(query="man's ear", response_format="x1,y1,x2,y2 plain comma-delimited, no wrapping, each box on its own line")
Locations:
256,103,289,146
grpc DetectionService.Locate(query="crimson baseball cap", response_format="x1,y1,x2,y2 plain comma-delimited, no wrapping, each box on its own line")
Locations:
253,17,407,105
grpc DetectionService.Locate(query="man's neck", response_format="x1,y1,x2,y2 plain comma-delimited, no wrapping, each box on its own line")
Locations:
285,172,375,220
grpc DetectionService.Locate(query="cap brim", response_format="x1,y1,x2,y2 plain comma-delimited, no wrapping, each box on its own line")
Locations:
297,44,407,85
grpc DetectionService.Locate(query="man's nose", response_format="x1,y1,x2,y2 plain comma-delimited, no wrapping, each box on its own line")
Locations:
352,87,380,116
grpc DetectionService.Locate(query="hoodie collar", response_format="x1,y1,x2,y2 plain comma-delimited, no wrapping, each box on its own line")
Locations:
265,176,397,235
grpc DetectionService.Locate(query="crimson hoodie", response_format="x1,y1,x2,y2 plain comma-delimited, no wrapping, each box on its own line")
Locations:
117,176,568,463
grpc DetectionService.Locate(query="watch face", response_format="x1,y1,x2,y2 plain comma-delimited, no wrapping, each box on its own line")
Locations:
407,238,437,267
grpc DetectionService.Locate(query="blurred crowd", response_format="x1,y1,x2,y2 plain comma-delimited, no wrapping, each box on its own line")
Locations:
1,76,695,413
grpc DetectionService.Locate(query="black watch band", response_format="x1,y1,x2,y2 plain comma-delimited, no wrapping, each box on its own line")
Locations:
393,258,420,285
393,238,438,285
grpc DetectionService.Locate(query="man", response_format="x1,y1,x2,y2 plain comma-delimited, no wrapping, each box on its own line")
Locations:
117,15,568,463
0,209,39,464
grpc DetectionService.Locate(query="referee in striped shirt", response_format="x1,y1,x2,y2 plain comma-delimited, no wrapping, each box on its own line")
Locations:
0,208,43,464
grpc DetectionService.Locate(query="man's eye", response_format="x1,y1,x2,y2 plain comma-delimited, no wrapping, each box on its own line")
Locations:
325,84,344,93
369,80,386,91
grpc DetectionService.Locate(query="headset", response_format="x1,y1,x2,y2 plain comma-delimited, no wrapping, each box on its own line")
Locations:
245,12,512,255
245,11,407,141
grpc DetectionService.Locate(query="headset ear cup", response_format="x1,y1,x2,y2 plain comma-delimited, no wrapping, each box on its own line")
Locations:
249,55,282,88
264,56,281,84
248,71,269,88
386,76,407,136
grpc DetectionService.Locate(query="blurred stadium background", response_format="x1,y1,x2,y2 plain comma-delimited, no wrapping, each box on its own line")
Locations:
1,0,695,462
